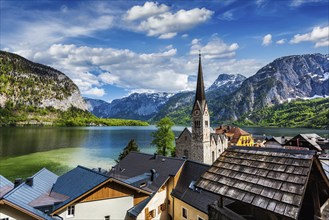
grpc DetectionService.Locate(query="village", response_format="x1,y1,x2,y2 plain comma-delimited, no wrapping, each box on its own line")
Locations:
1,54,329,220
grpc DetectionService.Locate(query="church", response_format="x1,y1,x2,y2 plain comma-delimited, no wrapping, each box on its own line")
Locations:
175,53,228,164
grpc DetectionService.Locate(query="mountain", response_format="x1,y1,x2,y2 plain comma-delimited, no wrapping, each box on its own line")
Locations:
87,54,329,126
87,73,245,124
0,50,87,111
212,53,329,121
85,92,173,120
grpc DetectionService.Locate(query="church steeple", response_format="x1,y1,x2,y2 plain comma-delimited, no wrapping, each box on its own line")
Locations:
193,52,206,112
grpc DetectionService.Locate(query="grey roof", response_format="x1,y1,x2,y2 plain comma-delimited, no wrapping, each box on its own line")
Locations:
196,147,317,220
127,195,153,217
109,152,185,193
3,168,58,220
0,175,14,198
284,134,322,151
171,160,219,214
51,165,109,212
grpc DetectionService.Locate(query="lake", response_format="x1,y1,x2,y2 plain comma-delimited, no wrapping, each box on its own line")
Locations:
0,126,328,180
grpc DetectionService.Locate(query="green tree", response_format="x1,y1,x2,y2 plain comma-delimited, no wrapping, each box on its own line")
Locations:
117,139,140,162
151,117,175,156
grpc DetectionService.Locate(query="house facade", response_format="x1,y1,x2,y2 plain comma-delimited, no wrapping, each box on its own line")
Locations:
176,54,228,165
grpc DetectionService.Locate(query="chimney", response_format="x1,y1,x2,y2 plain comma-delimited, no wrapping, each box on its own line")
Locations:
14,178,23,188
26,177,33,187
150,169,156,181
153,153,157,159
98,167,101,173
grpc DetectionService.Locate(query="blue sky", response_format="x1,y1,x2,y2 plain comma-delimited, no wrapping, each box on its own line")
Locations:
1,0,328,102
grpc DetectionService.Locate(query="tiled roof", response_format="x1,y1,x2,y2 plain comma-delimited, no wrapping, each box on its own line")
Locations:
171,160,219,214
109,152,185,193
3,168,58,220
0,175,14,198
196,147,316,219
51,165,109,212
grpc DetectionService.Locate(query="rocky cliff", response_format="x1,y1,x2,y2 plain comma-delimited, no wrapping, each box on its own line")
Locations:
0,51,87,111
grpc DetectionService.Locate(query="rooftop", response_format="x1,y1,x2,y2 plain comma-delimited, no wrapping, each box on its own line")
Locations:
109,152,185,193
196,147,318,219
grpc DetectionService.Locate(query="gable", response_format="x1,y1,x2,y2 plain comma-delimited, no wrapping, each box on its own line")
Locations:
80,180,149,206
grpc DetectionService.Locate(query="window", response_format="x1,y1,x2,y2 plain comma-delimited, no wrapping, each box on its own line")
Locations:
182,207,188,219
194,120,201,128
67,205,75,217
212,151,215,163
0,218,9,220
205,121,208,127
149,209,156,218
158,203,166,213
105,216,110,220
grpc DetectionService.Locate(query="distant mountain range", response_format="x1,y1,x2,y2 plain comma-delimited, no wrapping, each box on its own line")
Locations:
86,53,329,124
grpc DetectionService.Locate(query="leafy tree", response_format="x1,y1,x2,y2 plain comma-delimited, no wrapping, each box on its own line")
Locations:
151,117,175,156
117,139,140,162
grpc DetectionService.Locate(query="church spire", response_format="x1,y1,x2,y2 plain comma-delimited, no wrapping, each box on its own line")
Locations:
195,51,206,104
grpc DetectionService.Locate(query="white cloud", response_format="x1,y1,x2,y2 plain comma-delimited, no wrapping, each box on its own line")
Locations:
290,0,323,7
218,11,235,21
127,6,213,39
181,34,189,38
276,39,286,44
124,1,169,21
262,34,272,46
190,37,239,59
84,87,105,97
290,26,329,48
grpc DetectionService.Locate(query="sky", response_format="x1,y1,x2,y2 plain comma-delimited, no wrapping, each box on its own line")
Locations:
1,0,328,102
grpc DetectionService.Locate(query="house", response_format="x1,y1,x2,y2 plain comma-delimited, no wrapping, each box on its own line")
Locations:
215,125,254,147
171,160,222,220
264,136,290,148
109,152,186,220
0,168,58,220
264,134,325,152
50,165,151,220
284,133,323,151
196,147,329,220
176,53,228,165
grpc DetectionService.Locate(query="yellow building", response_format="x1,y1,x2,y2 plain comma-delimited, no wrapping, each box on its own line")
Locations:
215,125,254,147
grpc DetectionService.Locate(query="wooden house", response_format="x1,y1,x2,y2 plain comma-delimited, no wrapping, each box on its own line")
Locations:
196,147,329,220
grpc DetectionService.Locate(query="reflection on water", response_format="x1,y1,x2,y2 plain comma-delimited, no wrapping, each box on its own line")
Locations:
0,126,328,171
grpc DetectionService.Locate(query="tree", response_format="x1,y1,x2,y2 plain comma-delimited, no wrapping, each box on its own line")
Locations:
117,139,140,162
151,117,175,156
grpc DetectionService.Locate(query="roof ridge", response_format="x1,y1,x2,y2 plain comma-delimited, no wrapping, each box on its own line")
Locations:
76,165,109,178
229,146,316,155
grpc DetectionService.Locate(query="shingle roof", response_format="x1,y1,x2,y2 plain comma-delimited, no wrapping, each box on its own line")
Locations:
0,175,14,198
3,168,58,220
51,165,109,212
109,152,185,193
171,160,219,214
196,147,316,219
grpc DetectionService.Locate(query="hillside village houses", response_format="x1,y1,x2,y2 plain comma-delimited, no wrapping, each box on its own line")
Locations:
1,54,329,220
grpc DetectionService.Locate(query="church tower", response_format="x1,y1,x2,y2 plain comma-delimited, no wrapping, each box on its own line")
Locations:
190,52,211,163
175,53,225,165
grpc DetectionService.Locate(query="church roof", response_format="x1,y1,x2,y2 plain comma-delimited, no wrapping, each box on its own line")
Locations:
193,53,207,112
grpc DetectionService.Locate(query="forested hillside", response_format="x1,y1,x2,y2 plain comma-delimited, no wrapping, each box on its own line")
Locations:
235,98,329,129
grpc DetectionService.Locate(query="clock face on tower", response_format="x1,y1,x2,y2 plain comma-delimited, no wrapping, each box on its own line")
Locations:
194,110,200,116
